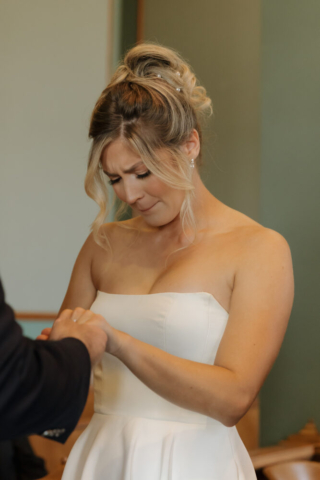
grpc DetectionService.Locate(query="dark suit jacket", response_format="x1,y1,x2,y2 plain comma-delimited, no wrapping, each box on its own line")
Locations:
0,279,91,443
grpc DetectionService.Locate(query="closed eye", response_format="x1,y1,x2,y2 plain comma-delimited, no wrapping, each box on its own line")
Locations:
106,170,151,186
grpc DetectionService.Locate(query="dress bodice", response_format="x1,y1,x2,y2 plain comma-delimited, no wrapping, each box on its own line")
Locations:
91,291,229,424
62,291,257,480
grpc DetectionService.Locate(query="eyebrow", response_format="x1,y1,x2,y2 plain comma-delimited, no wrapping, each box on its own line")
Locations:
103,161,145,177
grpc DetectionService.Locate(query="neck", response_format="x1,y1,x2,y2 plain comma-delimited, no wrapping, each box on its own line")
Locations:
191,169,221,228
143,169,222,246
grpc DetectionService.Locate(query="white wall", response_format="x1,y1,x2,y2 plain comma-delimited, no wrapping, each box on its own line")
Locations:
0,0,113,310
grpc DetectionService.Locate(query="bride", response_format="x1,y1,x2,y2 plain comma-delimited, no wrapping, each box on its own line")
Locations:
54,43,293,479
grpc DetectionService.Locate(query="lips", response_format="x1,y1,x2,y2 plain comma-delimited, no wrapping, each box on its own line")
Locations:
138,202,158,212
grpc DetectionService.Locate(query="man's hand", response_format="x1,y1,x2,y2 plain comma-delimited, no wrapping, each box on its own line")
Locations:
37,308,108,366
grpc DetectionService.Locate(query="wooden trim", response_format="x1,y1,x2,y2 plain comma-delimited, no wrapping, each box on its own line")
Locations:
136,0,144,43
15,311,57,320
106,0,115,82
249,420,320,470
40,465,64,480
249,443,315,470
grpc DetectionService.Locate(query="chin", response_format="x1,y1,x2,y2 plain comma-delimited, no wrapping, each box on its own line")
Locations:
143,211,180,227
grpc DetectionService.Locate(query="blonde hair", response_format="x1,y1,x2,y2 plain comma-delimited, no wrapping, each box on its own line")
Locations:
85,42,213,249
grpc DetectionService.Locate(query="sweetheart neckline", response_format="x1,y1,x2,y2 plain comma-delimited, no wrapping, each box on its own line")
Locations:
96,290,229,315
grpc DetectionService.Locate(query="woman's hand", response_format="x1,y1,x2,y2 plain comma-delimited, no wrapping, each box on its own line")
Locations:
35,309,108,365
99,322,131,357
73,308,130,356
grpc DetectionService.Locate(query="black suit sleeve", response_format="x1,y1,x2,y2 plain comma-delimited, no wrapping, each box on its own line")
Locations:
0,279,91,443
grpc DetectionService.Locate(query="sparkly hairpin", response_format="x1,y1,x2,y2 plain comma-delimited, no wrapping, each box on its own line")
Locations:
157,71,181,78
156,72,182,91
176,71,181,90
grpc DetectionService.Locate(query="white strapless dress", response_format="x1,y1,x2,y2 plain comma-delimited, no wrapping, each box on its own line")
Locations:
62,291,257,480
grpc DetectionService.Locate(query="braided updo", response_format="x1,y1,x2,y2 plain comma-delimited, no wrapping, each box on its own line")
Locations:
85,42,213,247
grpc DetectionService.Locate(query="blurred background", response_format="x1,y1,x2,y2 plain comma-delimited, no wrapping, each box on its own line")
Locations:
1,0,319,450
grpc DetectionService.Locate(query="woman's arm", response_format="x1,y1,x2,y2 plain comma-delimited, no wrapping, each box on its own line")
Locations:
38,233,105,341
109,228,294,427
59,233,97,313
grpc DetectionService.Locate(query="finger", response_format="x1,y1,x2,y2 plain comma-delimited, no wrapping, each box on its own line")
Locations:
41,327,52,336
71,307,86,323
55,309,73,322
76,309,95,325
85,315,109,335
36,334,49,341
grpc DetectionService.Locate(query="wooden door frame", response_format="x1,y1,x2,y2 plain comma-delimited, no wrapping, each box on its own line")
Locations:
137,0,144,42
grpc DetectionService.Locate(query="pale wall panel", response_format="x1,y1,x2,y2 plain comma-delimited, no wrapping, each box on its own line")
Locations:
0,0,112,310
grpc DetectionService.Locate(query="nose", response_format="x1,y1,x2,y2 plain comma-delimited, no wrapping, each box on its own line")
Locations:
122,178,144,206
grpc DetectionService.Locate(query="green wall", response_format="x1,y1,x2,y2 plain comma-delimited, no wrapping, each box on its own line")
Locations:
260,0,320,445
18,321,53,340
113,0,138,70
121,0,138,55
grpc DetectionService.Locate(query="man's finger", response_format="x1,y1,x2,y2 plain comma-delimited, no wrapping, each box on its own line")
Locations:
84,315,108,332
36,334,49,341
71,307,86,323
55,309,73,322
41,327,52,336
76,310,94,325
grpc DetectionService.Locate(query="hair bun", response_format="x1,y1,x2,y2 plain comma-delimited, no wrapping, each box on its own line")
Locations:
120,43,212,118
124,45,175,77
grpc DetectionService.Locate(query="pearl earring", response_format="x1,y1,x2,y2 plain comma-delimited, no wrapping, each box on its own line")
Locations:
190,158,195,168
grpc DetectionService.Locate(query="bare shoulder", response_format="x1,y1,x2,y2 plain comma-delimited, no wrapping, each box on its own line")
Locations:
223,207,292,261
223,210,294,304
213,206,294,293
236,224,292,266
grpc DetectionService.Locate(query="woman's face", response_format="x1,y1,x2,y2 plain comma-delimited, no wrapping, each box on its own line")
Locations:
100,138,185,227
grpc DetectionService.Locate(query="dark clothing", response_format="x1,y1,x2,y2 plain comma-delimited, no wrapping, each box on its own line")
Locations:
0,437,47,480
0,279,91,443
